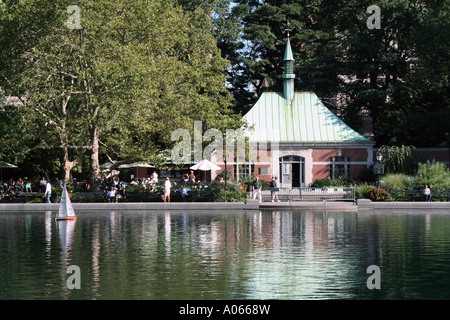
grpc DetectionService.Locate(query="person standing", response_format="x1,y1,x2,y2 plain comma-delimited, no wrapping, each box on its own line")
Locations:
270,176,280,202
424,185,432,202
163,177,172,203
44,180,52,203
180,185,188,202
189,170,196,184
252,176,262,203
40,177,47,193
151,171,158,183
107,187,117,203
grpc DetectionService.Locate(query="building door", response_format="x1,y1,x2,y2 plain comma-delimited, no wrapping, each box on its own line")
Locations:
281,163,292,187
279,156,305,188
292,163,300,187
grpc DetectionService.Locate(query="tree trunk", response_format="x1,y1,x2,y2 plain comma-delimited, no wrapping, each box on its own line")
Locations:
60,148,74,182
60,146,86,184
59,118,81,184
89,127,102,191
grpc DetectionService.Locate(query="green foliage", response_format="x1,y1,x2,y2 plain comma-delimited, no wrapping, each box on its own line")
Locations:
382,173,412,191
124,185,148,193
354,184,377,200
209,180,247,202
312,177,353,188
415,161,450,190
216,0,450,148
215,168,232,182
378,145,423,175
0,0,242,184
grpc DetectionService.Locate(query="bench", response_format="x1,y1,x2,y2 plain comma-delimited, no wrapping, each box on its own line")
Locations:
262,187,355,203
0,192,45,203
300,187,355,203
391,189,450,202
71,191,107,202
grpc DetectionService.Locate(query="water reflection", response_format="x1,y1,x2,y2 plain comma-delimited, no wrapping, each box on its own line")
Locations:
1,210,450,299
165,211,171,256
44,211,53,267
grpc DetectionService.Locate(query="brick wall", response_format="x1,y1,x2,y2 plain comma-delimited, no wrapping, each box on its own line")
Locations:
312,148,368,162
312,148,369,181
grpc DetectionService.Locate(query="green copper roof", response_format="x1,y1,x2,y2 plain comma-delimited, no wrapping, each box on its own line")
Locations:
283,38,294,61
243,91,371,144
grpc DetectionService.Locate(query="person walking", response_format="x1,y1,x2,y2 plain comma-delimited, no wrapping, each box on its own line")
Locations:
44,180,52,203
270,176,280,202
252,176,262,203
424,185,432,202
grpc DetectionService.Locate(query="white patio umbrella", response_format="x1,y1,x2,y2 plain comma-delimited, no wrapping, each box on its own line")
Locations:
101,161,155,169
0,161,18,182
118,162,155,169
190,159,221,171
100,161,116,169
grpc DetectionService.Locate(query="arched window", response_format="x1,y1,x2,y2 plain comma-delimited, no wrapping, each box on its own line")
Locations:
329,156,350,179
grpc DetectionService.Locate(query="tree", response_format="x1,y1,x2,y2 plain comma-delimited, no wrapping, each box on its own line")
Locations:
377,145,424,175
415,161,450,190
1,0,242,188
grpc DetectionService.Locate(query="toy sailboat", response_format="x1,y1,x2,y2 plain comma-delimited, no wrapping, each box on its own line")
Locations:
56,184,77,221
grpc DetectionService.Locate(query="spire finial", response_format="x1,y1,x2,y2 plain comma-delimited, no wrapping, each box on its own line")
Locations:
282,22,295,101
285,20,291,39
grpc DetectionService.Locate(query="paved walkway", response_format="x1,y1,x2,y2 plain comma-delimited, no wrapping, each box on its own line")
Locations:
0,199,449,212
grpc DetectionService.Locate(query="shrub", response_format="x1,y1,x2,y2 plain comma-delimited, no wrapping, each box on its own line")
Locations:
259,179,270,190
368,187,389,201
213,188,247,202
312,179,330,188
209,181,247,202
312,176,353,188
382,173,412,191
414,161,450,190
354,184,377,199
27,197,45,203
123,184,147,193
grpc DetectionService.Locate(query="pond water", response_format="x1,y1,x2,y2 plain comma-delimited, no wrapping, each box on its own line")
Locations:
1,209,450,300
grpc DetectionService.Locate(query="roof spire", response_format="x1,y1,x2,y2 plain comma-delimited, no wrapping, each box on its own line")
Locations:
283,21,295,101
285,20,291,39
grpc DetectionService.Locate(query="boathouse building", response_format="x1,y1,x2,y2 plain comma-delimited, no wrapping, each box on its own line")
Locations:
213,37,375,188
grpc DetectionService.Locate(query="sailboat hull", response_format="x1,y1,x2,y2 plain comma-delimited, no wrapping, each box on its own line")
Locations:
56,217,78,221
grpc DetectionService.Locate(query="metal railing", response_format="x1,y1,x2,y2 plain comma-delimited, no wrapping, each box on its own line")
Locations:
262,187,355,203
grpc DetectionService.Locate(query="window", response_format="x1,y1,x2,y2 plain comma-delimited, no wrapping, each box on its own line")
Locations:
258,167,268,175
329,156,351,179
283,163,292,174
234,164,254,180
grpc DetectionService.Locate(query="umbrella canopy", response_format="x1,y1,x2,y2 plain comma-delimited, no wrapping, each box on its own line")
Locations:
100,161,154,169
0,161,18,169
118,162,155,169
190,159,221,171
100,161,116,169
0,161,18,182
